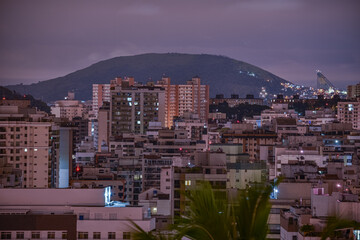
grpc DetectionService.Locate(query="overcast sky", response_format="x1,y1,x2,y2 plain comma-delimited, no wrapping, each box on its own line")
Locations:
0,0,359,88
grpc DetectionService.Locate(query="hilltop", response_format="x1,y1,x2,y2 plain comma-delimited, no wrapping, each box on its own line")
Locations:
6,53,294,102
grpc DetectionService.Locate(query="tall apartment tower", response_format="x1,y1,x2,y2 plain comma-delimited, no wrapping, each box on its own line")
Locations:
0,104,52,188
92,77,135,119
110,83,165,135
92,84,111,119
347,83,360,99
156,76,209,128
337,99,360,130
97,102,110,151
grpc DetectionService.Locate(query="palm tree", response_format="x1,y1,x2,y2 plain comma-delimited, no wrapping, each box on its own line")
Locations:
130,220,181,240
131,180,277,240
320,217,360,240
173,181,233,240
233,183,274,240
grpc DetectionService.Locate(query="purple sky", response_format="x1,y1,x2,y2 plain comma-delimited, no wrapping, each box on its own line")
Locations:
0,0,359,89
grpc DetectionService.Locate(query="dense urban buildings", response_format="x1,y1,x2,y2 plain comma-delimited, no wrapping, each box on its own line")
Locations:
1,77,360,240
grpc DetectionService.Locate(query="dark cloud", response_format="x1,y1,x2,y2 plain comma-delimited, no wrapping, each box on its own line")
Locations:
0,0,359,88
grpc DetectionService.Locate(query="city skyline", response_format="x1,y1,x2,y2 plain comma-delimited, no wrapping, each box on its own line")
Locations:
0,0,359,89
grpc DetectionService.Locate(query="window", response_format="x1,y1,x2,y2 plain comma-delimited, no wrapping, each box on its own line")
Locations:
31,232,40,239
61,232,67,239
108,232,116,239
123,232,131,239
1,232,11,239
93,232,101,239
78,232,88,239
47,232,55,239
16,232,24,239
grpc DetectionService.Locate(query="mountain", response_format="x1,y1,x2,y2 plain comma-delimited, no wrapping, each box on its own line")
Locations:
0,86,51,113
6,53,294,102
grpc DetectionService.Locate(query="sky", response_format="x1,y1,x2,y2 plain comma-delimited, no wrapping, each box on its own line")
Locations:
0,0,359,89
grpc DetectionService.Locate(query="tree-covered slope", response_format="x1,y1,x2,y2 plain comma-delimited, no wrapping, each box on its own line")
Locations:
6,53,293,102
0,86,51,113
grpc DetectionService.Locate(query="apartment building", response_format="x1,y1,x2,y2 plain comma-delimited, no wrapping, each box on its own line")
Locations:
221,130,277,161
142,155,172,191
144,129,207,158
160,152,227,217
347,83,360,99
51,92,86,121
156,76,209,128
337,99,360,130
261,103,298,127
211,94,264,107
110,84,165,135
92,83,111,119
0,105,51,188
0,188,155,240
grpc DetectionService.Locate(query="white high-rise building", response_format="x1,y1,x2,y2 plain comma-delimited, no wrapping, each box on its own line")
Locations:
92,84,111,119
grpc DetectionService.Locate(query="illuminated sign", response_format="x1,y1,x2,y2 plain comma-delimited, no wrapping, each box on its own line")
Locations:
104,186,111,206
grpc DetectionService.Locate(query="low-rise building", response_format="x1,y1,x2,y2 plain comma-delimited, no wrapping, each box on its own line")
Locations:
0,188,155,239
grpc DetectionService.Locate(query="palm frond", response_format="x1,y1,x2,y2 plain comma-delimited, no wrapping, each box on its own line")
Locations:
321,217,360,240
174,181,232,240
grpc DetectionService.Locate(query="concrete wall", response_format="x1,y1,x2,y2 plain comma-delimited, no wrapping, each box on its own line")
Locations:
278,182,312,201
0,188,105,206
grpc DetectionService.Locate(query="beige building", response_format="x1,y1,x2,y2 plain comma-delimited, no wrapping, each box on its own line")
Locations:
222,130,277,161
156,76,209,128
51,92,86,121
337,99,360,130
0,105,51,188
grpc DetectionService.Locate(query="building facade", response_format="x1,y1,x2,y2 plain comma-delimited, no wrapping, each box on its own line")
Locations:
156,76,209,128
110,85,165,135
337,99,360,130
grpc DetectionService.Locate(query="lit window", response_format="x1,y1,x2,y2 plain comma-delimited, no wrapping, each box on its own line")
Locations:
185,180,191,186
152,207,157,214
